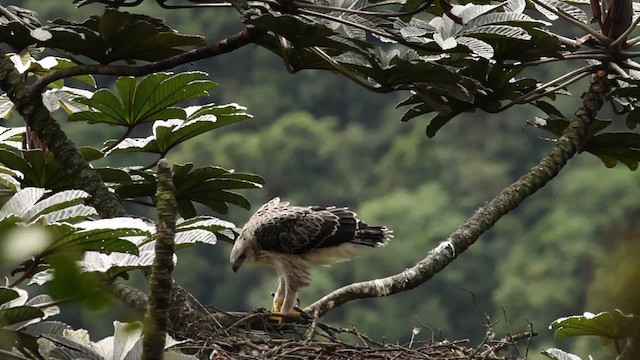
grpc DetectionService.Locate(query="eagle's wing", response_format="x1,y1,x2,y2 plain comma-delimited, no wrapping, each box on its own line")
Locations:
250,202,343,254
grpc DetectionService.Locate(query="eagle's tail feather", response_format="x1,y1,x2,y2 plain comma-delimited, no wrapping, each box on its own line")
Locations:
353,224,393,247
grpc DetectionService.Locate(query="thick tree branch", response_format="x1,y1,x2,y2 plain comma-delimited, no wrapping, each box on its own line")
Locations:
143,159,177,359
305,70,612,317
30,25,265,96
0,53,124,218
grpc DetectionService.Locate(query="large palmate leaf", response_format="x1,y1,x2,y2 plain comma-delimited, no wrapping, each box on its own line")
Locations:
528,117,640,170
0,189,146,283
40,218,148,257
8,54,96,89
80,216,236,279
40,9,204,64
0,287,58,333
69,72,218,126
0,188,96,224
550,310,637,340
30,320,196,360
103,104,251,155
115,163,264,217
0,150,72,191
0,6,42,52
533,0,589,23
541,348,583,360
584,132,640,170
0,126,25,150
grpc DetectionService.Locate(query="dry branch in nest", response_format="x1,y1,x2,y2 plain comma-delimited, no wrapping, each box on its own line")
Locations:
171,309,537,360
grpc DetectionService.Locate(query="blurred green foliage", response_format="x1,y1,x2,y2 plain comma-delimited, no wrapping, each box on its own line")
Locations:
2,1,639,356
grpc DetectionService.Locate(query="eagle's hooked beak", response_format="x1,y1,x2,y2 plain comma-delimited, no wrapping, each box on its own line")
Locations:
232,253,246,273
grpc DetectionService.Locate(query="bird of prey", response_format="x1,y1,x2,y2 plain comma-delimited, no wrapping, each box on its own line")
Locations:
230,197,392,319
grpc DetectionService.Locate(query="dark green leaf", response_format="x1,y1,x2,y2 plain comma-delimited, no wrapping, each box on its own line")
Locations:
79,146,104,162
0,22,37,52
584,132,640,170
0,306,44,328
0,288,20,307
626,107,640,129
0,150,72,191
0,329,43,360
550,310,637,340
42,9,204,64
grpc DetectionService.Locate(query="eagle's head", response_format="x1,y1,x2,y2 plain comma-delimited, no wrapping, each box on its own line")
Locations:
229,230,258,273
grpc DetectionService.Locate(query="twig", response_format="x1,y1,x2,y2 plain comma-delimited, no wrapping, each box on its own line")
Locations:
224,312,265,332
304,309,320,343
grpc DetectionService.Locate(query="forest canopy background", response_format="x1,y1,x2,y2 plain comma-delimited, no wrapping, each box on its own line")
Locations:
0,1,639,357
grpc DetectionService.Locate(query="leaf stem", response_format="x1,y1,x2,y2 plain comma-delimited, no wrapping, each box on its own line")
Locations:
496,64,594,112
8,258,42,288
102,126,134,154
29,26,265,96
0,349,31,360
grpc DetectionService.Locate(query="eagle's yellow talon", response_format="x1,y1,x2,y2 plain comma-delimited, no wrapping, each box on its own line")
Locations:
268,315,285,325
269,311,303,324
272,300,283,313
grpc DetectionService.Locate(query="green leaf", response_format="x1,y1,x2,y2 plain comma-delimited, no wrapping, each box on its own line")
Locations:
79,146,105,162
0,150,74,191
70,72,217,127
115,164,263,217
0,306,44,328
0,288,20,307
0,126,25,150
42,9,204,64
105,104,249,156
0,329,43,360
550,310,637,340
541,348,583,360
626,107,640,129
41,219,150,257
176,216,237,244
584,132,640,170
0,187,46,220
96,167,133,185
21,190,91,222
19,320,71,337
0,166,22,192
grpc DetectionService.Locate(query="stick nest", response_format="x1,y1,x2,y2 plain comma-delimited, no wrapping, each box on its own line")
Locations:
172,309,537,360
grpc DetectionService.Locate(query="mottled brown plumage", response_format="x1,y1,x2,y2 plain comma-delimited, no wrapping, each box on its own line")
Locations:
230,197,391,315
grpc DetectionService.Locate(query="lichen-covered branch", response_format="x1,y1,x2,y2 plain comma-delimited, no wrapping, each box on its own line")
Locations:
30,26,265,96
0,53,124,218
142,159,177,359
110,281,149,313
305,70,612,317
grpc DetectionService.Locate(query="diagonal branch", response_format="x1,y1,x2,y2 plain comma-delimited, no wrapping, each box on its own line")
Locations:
305,69,612,317
30,25,265,96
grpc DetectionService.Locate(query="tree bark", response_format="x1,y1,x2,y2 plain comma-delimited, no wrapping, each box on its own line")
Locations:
305,70,612,317
143,159,177,360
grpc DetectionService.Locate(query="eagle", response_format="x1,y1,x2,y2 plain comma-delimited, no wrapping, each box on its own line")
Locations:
229,197,392,318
